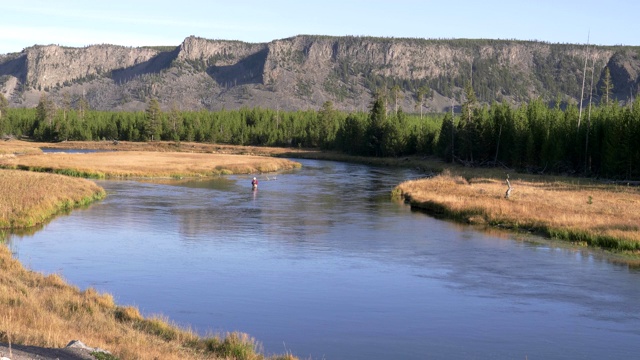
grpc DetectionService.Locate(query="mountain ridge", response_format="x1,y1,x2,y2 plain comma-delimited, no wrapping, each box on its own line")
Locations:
1,35,639,112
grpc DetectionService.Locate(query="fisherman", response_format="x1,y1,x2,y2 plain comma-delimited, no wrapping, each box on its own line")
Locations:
251,177,258,189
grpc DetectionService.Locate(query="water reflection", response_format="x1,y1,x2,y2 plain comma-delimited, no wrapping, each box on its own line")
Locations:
8,159,640,360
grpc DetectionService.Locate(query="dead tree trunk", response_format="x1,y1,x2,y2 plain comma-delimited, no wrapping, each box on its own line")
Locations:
505,175,512,199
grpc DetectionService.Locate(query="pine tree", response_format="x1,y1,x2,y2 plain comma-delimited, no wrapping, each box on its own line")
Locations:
367,96,387,156
317,101,337,149
459,81,479,162
336,114,367,155
33,94,57,141
600,67,614,105
461,81,477,124
145,98,162,141
35,93,56,127
0,93,7,136
62,92,71,121
76,93,89,121
0,93,8,129
167,103,183,142
436,112,456,162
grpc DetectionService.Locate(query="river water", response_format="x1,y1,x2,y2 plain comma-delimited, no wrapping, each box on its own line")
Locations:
7,159,640,359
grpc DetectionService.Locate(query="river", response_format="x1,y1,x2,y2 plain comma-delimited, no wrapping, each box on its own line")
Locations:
8,159,640,359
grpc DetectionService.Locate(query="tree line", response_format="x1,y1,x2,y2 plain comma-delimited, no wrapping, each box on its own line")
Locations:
0,91,638,180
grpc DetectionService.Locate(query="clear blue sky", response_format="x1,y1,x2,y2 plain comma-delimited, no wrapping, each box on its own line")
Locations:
1,0,637,54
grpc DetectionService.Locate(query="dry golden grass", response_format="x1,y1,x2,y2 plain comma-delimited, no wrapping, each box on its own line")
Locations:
19,139,311,156
0,151,301,178
0,245,296,360
395,172,640,250
0,140,43,156
0,169,105,229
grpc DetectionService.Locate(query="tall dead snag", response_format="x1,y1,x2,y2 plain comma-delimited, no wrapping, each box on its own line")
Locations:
578,31,590,130
505,174,512,199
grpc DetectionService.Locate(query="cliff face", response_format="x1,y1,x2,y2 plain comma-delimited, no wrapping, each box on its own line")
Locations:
176,36,266,64
0,35,638,112
24,45,159,89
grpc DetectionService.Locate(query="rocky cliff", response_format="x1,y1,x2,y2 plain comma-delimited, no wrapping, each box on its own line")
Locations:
1,35,639,112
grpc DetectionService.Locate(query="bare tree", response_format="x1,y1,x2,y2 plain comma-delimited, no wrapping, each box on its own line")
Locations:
505,174,512,199
578,31,590,130
415,85,431,119
585,56,596,173
391,85,402,115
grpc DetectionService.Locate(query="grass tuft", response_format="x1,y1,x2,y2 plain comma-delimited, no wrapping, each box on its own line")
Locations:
198,332,262,360
114,306,143,322
134,316,180,342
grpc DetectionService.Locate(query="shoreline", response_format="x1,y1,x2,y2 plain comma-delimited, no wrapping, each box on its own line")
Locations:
0,169,105,230
393,172,640,263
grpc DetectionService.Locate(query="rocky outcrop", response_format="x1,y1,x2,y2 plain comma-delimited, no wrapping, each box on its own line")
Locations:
24,44,159,90
0,340,109,360
606,50,640,97
0,35,638,112
176,36,266,64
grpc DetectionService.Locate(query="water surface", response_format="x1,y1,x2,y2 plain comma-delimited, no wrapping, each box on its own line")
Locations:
9,159,640,359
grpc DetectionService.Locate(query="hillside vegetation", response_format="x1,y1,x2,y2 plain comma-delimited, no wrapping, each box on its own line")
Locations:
1,93,638,180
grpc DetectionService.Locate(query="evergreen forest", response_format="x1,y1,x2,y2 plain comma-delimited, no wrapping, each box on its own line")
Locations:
0,91,639,180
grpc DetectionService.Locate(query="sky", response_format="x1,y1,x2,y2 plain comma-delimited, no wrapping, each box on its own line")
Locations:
1,0,638,54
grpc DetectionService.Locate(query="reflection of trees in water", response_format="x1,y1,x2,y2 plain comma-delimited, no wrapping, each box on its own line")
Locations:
147,160,422,250
5,225,42,240
258,192,337,243
174,206,263,240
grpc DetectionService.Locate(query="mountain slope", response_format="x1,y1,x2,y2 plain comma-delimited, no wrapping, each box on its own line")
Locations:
1,35,639,112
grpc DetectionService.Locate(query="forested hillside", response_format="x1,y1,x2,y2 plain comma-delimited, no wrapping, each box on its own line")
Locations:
1,35,640,112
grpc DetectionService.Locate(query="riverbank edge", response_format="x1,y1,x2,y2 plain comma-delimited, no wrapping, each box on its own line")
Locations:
1,189,106,230
0,244,298,360
391,178,640,266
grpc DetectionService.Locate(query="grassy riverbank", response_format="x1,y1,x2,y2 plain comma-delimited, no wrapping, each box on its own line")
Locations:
0,170,105,229
28,139,312,157
0,244,296,360
0,141,301,179
0,151,301,178
394,171,640,253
